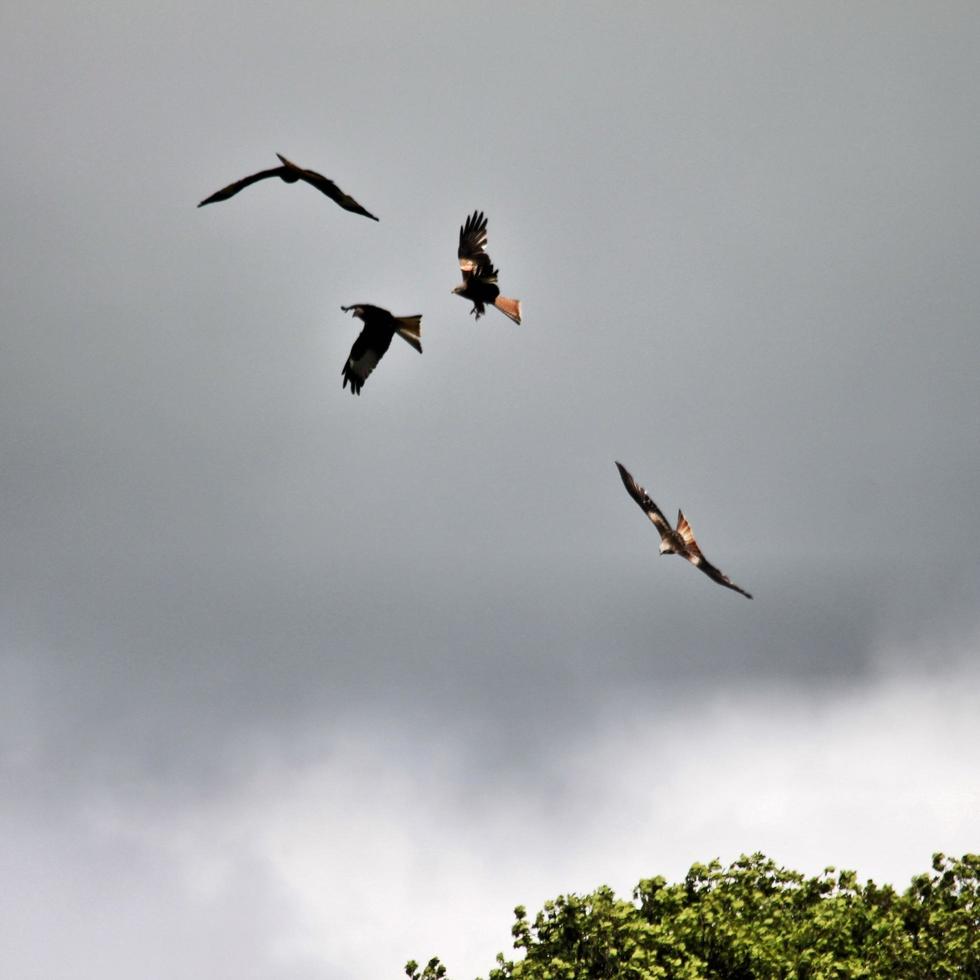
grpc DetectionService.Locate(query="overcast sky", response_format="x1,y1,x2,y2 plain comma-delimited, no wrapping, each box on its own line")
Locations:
2,3,979,978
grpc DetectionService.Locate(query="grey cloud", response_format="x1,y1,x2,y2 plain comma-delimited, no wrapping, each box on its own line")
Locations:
2,2,980,978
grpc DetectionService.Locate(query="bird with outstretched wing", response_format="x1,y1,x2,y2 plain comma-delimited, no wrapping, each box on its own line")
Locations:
615,461,753,599
452,210,522,323
198,153,379,220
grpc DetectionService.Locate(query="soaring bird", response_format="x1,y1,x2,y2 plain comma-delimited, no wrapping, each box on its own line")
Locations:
452,210,522,324
340,305,422,395
198,153,379,220
615,461,753,599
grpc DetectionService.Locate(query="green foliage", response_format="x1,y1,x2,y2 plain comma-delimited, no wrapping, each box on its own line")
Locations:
407,853,980,980
406,957,448,980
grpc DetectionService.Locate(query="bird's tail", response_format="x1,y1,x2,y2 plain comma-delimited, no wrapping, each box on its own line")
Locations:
494,295,522,324
275,152,301,172
395,315,423,353
676,511,702,557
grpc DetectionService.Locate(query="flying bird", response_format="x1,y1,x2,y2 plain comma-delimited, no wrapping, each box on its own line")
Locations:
615,461,753,599
452,210,522,324
340,304,422,395
198,153,379,220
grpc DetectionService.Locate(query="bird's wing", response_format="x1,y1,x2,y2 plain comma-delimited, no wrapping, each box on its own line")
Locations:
458,210,490,277
341,314,395,395
197,167,285,206
472,255,499,285
342,327,385,394
275,154,379,221
615,462,673,540
676,512,752,599
687,553,753,599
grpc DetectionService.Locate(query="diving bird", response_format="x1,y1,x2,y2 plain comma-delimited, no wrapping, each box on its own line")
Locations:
452,210,522,324
615,461,753,599
198,154,379,220
340,305,422,395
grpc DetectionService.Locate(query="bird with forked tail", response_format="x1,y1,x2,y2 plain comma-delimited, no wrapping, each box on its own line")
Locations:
452,210,522,324
615,461,753,599
340,304,422,396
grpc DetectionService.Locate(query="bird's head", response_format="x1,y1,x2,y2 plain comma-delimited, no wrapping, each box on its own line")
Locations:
340,304,366,321
451,285,464,296
659,541,675,556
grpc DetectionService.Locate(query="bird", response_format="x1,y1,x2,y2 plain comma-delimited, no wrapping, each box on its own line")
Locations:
198,153,379,220
452,210,522,324
340,305,422,395
615,461,753,599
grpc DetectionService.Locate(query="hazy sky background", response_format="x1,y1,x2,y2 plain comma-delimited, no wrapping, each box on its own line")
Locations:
2,3,979,978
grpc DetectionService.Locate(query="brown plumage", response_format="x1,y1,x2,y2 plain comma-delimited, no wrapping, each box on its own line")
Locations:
452,210,522,323
340,305,422,396
198,154,379,220
615,461,753,599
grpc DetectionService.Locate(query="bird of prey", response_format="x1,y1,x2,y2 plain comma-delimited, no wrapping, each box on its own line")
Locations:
615,461,753,599
198,153,379,220
452,210,522,324
340,304,422,395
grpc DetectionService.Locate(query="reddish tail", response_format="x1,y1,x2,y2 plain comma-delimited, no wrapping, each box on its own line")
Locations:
494,296,522,324
395,315,423,353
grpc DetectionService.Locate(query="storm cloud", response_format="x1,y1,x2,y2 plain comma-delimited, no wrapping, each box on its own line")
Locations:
2,3,979,978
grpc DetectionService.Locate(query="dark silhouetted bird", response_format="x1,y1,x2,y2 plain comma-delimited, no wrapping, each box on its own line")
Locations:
198,154,379,220
615,461,753,599
340,305,422,395
452,210,521,323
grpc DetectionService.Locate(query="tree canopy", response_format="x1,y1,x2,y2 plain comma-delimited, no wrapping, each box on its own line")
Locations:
407,852,979,980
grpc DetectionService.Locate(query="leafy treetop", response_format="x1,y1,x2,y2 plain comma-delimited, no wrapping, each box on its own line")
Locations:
407,852,980,980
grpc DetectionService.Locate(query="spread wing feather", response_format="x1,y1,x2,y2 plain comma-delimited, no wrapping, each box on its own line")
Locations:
342,324,391,395
615,462,672,540
340,308,397,396
458,210,490,278
687,552,754,600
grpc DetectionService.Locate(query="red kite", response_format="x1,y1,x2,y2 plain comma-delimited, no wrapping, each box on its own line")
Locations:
340,305,422,395
198,154,379,221
452,210,522,323
615,461,753,599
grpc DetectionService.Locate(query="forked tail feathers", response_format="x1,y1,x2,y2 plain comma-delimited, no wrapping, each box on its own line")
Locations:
675,510,701,556
494,295,522,324
395,315,423,353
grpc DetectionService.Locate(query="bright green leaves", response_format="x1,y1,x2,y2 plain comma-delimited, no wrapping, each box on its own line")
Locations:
406,956,448,980
411,852,980,980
